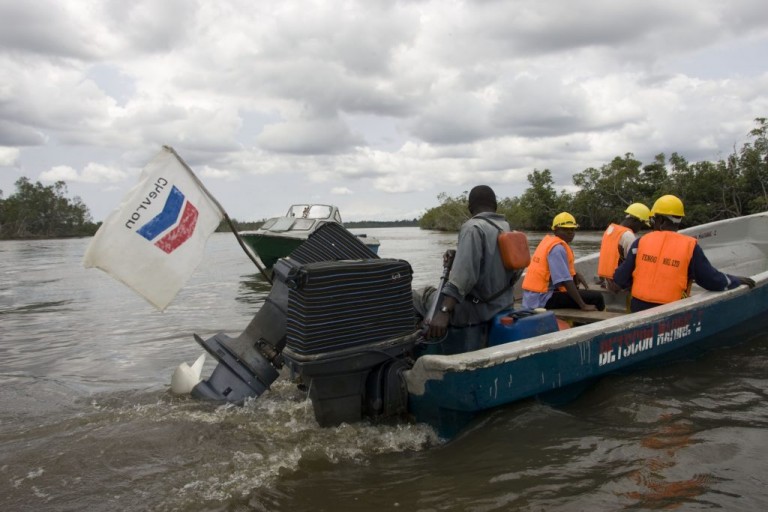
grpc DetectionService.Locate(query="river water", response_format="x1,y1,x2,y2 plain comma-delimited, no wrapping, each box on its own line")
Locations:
2,227,768,511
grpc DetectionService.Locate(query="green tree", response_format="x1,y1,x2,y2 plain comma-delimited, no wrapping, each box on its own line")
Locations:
497,195,527,229
637,153,670,201
667,152,740,223
569,166,601,228
738,117,768,213
419,192,470,231
518,169,563,229
571,153,644,229
0,178,97,239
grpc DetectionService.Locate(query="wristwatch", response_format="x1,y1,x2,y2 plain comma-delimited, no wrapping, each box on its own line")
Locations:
440,305,452,313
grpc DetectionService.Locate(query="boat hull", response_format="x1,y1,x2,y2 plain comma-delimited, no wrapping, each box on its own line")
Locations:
405,273,768,438
241,231,380,269
242,233,304,269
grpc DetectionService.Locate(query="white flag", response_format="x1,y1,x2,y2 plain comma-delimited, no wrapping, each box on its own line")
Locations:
84,146,226,310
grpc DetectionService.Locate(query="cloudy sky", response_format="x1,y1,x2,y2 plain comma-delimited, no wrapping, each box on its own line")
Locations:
1,0,767,222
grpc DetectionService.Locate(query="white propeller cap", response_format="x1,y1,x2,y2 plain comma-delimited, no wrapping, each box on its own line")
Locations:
170,353,206,395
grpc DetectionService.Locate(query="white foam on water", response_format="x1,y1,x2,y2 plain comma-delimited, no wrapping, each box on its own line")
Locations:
86,379,444,507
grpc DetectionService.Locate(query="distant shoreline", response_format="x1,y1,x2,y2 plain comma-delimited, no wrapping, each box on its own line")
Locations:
217,218,419,232
344,220,419,228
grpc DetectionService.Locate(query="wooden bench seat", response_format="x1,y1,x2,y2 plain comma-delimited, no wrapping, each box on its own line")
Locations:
554,308,625,325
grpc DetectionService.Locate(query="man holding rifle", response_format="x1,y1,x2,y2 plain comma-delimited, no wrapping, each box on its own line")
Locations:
413,185,520,354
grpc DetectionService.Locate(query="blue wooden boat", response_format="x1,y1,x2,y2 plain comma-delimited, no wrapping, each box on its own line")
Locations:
187,213,768,439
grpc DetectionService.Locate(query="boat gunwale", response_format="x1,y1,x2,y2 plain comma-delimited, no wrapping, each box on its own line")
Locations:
405,269,768,389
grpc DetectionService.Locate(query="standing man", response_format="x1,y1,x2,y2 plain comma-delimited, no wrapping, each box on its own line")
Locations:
414,185,520,354
522,212,605,311
597,202,651,288
613,195,756,312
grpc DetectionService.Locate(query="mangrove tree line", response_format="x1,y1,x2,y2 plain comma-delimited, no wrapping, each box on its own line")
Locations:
0,177,98,239
420,118,768,231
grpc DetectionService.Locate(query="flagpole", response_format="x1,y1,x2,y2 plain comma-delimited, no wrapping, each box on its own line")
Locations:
164,146,273,284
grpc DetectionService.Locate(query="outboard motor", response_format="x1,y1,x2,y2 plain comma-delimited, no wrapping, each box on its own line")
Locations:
190,277,287,401
278,257,418,426
191,223,418,426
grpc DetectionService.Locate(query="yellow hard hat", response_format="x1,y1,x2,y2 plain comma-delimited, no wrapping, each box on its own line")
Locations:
551,212,579,230
651,195,685,217
625,202,651,226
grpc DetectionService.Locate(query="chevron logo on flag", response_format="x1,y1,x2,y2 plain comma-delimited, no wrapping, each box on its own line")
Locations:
136,185,200,254
84,147,225,310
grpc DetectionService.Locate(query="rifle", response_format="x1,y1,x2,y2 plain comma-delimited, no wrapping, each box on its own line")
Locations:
421,249,456,337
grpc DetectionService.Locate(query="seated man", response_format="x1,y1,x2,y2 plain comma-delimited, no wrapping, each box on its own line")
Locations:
597,202,651,289
522,212,605,311
613,194,755,312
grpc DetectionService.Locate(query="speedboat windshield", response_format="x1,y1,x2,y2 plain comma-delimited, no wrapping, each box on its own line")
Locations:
286,204,335,220
287,205,310,217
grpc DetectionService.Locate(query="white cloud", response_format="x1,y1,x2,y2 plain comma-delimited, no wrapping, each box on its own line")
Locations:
256,117,364,154
0,147,20,167
81,162,128,183
39,165,79,182
40,163,127,183
199,166,236,180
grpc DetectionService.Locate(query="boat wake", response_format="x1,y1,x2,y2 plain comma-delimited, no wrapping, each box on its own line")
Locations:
84,380,443,508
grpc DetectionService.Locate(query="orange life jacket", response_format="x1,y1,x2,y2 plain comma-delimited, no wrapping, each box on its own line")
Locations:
631,231,697,304
597,223,633,278
522,234,576,293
